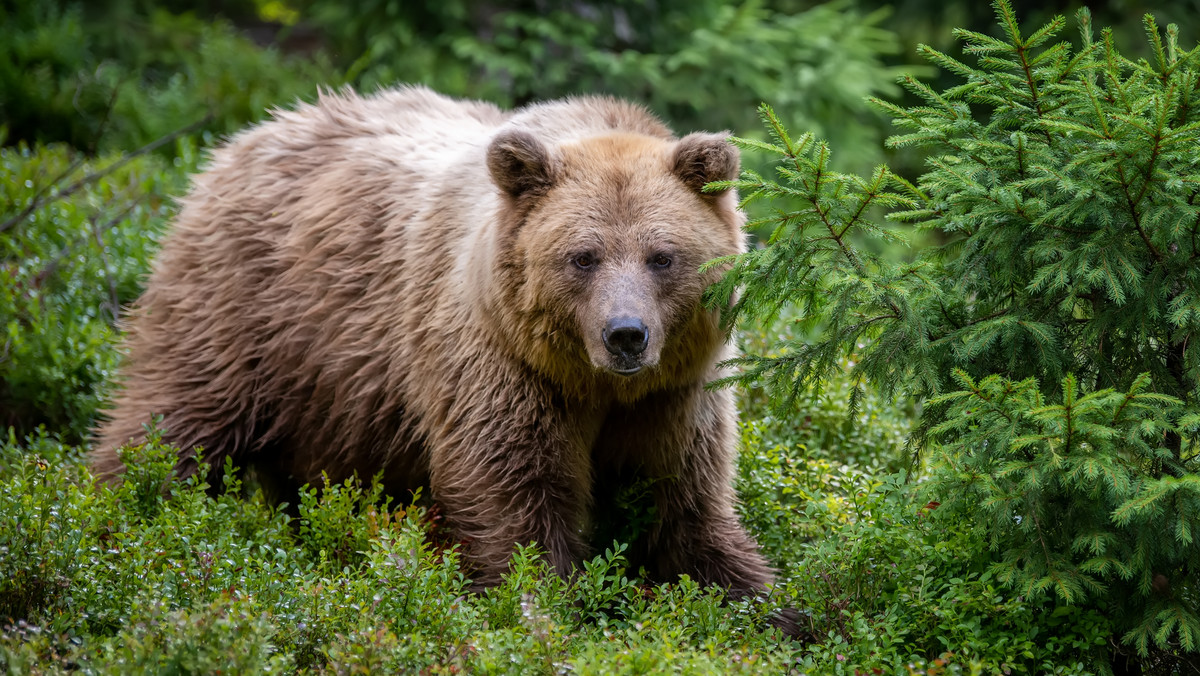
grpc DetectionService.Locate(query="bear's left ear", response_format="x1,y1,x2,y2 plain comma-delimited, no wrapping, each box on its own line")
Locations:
487,129,559,198
671,132,740,194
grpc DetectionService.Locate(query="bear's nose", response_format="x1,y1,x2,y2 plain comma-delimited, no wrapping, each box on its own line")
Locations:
603,317,648,357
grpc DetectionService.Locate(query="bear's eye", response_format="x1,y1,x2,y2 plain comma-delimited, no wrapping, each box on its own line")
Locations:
650,254,672,270
573,253,597,270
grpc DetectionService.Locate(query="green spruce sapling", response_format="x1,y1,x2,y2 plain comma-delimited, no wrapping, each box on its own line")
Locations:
708,0,1200,661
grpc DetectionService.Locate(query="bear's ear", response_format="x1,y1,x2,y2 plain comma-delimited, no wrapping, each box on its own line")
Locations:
671,132,740,194
487,130,558,198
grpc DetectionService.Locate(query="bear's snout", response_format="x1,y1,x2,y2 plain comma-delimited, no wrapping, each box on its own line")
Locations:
602,317,649,373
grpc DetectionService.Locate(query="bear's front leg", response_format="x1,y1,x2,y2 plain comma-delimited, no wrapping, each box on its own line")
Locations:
596,384,775,597
427,380,598,587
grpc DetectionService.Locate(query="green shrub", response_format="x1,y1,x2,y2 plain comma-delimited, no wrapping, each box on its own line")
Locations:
296,475,395,573
94,598,294,674
0,432,808,673
0,143,192,442
5,420,1105,672
712,0,1200,668
736,422,1116,672
738,320,916,471
928,373,1199,657
0,431,93,626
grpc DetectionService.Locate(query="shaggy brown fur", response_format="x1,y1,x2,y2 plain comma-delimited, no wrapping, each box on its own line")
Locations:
94,86,776,601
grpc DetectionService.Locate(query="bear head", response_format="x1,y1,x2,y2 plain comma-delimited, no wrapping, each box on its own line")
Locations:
487,128,744,397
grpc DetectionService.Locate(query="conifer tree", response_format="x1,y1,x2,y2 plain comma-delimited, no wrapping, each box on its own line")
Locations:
709,1,1200,663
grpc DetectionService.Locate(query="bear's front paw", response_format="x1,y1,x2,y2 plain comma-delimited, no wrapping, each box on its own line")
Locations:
768,606,813,642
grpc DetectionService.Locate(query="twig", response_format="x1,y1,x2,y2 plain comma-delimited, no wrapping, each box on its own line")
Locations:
32,200,138,305
3,156,85,219
0,114,212,235
84,71,126,157
90,212,122,323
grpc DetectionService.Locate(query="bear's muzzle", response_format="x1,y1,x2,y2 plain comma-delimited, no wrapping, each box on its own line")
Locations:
603,316,648,375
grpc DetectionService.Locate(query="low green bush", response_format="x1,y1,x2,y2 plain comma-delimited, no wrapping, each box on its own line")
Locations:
0,435,808,674
0,412,1119,674
736,422,1116,673
738,319,916,472
0,143,193,442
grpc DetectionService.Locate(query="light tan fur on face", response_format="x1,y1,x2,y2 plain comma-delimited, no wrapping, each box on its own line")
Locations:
92,86,784,629
495,133,744,401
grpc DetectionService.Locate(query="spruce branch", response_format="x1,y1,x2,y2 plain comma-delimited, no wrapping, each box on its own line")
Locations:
720,5,1200,656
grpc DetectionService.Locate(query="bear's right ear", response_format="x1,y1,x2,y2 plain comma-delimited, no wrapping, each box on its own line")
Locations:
487,130,558,198
671,132,740,194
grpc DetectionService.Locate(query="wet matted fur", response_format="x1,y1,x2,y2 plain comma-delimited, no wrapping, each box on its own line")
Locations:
94,86,779,603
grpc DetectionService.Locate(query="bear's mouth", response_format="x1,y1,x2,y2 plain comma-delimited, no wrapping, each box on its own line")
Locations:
610,365,643,376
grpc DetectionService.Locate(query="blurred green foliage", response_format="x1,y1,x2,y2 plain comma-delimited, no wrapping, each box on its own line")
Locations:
738,312,916,473
296,0,914,170
0,0,336,153
2,0,917,170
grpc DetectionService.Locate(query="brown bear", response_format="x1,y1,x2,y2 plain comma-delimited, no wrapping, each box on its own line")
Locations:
94,86,779,605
